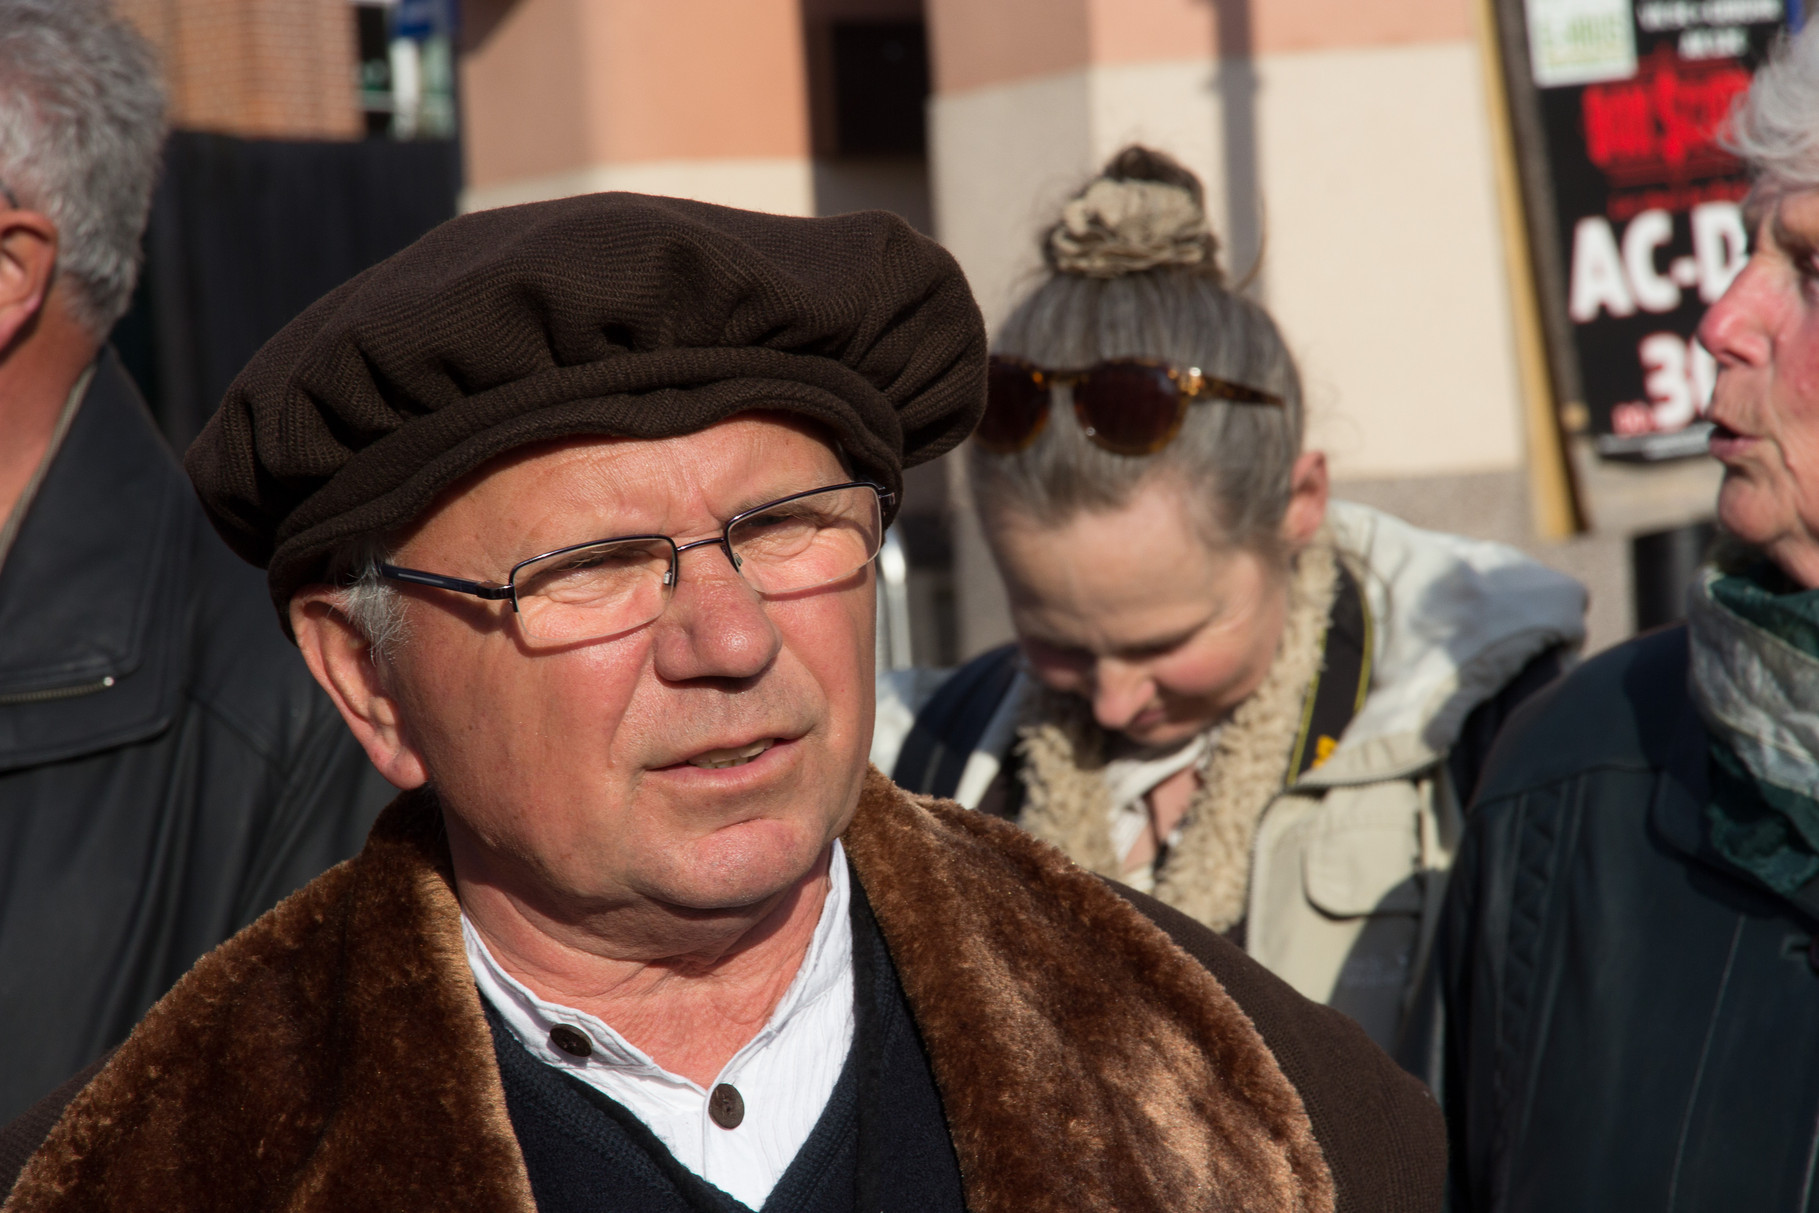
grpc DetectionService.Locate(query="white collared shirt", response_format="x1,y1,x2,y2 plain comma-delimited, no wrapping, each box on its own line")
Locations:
464,842,855,1210
1103,730,1215,891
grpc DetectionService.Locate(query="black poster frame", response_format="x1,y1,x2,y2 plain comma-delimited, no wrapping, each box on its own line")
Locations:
1490,0,1794,463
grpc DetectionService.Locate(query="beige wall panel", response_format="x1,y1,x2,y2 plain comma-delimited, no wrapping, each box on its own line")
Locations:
1258,41,1523,478
460,156,816,216
462,0,811,194
927,70,1097,326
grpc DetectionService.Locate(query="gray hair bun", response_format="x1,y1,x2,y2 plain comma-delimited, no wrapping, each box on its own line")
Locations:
1043,146,1222,282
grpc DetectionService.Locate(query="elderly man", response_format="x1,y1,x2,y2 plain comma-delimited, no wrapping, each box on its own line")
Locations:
1,193,1442,1212
0,0,389,1125
1401,25,1819,1212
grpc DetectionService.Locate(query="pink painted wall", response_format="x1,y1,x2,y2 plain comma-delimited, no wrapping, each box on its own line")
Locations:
461,0,812,189
928,0,1475,95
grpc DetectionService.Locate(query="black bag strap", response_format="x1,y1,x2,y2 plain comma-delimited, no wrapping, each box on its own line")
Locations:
1287,561,1373,781
891,643,1021,799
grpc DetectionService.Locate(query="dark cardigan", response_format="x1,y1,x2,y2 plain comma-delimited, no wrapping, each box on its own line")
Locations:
1,770,1443,1213
487,879,966,1213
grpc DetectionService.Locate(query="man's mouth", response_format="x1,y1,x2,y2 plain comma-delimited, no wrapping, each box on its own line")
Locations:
1708,418,1754,458
684,739,775,770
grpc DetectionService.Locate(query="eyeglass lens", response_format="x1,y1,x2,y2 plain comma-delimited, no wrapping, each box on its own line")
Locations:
508,484,885,643
981,358,1191,457
1071,362,1190,456
978,359,1053,453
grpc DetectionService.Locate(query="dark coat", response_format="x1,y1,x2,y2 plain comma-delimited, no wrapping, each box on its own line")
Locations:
0,352,393,1123
2,771,1444,1213
1402,625,1819,1211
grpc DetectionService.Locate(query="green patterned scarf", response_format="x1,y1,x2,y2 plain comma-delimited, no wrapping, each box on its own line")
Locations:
1687,565,1819,895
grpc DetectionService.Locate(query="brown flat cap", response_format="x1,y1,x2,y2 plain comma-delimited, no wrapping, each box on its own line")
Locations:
185,191,986,619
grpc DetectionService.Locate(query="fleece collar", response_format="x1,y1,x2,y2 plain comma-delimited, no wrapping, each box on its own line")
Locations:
6,773,1333,1213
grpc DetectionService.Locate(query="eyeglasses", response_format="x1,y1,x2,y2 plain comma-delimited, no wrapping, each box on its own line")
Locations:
978,355,1285,457
378,482,893,645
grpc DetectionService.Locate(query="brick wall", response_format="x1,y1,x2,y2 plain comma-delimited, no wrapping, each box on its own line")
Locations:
115,0,361,139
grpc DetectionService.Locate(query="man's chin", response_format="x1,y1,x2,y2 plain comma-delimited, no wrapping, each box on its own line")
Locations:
1715,477,1785,552
648,825,832,912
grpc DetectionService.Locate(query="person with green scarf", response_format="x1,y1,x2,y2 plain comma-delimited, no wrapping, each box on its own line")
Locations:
1403,25,1819,1213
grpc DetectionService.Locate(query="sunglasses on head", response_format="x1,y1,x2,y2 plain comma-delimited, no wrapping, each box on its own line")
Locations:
978,355,1285,457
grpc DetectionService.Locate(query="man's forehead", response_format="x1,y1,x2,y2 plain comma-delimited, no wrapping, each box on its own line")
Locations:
406,414,850,550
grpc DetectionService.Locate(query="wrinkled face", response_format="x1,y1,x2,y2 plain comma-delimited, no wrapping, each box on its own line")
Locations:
987,482,1289,748
381,416,876,914
1698,189,1819,587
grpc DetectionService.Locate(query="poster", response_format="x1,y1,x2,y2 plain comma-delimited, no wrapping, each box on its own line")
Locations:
1509,0,1791,460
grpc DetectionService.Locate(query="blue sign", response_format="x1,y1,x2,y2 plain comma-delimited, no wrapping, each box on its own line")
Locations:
393,0,452,41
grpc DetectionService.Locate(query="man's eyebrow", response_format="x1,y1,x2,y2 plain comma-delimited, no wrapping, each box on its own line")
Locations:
1770,202,1819,262
726,480,855,516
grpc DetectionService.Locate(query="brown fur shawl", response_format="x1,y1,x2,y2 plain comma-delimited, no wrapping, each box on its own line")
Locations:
3,770,1419,1213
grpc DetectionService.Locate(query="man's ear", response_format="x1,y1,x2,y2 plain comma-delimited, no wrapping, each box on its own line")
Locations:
0,207,59,354
290,590,429,790
1281,450,1329,550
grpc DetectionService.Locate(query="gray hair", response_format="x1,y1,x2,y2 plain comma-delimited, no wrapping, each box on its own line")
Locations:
0,0,166,334
1729,22,1819,201
971,147,1304,559
323,536,409,657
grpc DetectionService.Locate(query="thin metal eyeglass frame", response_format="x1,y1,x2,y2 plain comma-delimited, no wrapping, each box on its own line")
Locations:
377,481,895,631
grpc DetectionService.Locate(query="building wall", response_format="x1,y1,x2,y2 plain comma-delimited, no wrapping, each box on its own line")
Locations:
115,0,361,139
459,0,817,215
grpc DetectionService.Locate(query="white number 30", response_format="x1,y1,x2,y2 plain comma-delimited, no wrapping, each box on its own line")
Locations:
1639,333,1716,432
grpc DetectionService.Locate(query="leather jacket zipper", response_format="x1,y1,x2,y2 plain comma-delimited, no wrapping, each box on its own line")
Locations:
0,675,116,705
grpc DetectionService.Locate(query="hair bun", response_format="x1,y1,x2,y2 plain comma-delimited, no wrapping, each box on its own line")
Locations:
1044,147,1221,281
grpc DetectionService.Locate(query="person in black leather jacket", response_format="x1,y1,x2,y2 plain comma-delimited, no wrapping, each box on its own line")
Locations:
0,1,391,1124
1402,27,1819,1211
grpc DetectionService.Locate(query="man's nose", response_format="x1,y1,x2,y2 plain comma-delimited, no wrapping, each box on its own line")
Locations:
1090,659,1153,732
651,544,781,682
1697,260,1772,370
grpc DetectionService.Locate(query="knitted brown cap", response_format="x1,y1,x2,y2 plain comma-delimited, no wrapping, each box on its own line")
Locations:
184,191,986,619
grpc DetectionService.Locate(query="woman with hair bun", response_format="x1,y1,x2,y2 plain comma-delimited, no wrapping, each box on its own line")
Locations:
874,146,1587,1048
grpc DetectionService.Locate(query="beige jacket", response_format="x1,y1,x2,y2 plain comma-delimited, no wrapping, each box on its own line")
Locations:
872,501,1587,1047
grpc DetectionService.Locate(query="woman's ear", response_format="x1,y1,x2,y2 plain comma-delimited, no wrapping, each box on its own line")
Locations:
1281,450,1329,549
289,590,429,790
